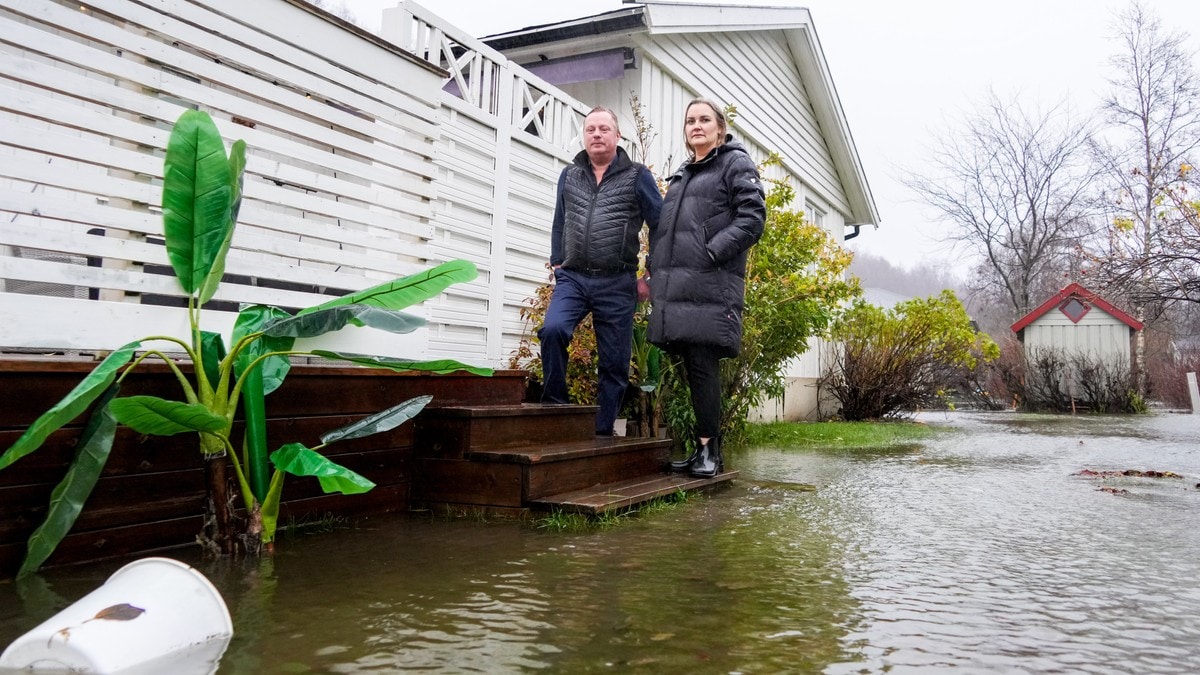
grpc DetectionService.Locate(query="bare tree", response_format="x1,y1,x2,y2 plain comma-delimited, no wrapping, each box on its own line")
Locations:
1090,1,1200,392
1117,169,1200,305
907,92,1099,320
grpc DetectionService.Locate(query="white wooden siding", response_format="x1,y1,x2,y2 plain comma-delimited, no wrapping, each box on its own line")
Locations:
639,31,851,218
1024,309,1133,365
0,0,449,358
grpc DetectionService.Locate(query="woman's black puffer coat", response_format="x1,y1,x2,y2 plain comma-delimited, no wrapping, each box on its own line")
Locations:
647,137,766,358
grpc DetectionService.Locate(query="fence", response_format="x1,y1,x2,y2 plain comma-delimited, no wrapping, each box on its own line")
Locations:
0,0,586,366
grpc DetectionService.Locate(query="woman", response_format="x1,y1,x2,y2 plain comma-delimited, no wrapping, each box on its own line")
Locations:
647,98,766,478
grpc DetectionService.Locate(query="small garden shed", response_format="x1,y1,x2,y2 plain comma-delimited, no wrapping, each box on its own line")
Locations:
1011,282,1143,372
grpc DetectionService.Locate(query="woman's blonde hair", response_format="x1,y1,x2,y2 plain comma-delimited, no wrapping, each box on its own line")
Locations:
683,98,728,157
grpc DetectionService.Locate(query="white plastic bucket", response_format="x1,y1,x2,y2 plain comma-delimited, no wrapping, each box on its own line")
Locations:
0,557,232,674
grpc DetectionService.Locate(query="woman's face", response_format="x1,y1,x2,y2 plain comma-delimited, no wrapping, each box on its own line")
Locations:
685,103,723,158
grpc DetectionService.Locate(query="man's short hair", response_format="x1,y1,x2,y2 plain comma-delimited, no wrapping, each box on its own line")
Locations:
585,106,621,136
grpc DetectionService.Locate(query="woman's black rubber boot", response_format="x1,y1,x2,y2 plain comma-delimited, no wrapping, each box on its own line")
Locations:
689,437,721,478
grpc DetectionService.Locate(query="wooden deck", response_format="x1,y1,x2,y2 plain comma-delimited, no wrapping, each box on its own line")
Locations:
1,359,738,576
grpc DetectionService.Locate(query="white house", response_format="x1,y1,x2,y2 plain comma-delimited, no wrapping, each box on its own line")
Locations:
480,1,880,419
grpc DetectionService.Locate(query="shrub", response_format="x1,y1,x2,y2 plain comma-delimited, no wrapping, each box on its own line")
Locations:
1020,346,1143,413
820,291,999,420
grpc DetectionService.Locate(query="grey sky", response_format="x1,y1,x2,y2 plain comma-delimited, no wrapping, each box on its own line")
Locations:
339,0,1200,275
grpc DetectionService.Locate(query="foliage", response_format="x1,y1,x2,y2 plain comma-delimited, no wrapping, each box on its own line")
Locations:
717,171,859,440
0,110,489,575
1143,322,1200,408
820,291,1000,421
627,302,670,437
743,419,948,449
1018,347,1144,413
958,335,1025,411
1095,164,1200,308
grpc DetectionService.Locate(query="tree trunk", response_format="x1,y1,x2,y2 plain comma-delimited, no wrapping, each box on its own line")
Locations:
202,456,238,557
1134,308,1147,396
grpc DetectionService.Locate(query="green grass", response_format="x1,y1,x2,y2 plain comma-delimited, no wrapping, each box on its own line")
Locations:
282,511,353,539
535,490,691,532
743,419,948,448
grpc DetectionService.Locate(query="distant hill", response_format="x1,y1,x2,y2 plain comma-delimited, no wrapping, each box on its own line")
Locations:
849,251,963,300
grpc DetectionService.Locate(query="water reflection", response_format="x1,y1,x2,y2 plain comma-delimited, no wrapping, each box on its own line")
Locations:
195,494,859,673
3,411,1198,673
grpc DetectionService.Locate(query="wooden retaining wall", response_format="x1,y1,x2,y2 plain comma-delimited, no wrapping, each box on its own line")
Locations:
0,359,526,577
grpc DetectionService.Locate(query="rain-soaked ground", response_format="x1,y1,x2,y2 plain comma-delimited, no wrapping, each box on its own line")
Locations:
2,410,1199,673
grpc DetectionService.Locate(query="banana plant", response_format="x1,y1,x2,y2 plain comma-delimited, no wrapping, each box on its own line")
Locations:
0,109,491,576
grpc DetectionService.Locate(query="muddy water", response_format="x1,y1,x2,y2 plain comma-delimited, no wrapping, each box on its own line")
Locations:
2,410,1198,673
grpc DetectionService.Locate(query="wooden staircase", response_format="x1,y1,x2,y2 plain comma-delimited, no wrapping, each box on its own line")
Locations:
412,402,736,515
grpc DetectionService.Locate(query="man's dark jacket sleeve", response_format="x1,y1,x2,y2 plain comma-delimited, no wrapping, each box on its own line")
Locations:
549,168,569,266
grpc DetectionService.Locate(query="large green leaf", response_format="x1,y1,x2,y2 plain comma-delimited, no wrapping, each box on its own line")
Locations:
300,259,477,314
199,331,227,391
310,350,493,377
198,139,246,304
162,109,233,294
241,361,269,503
320,395,432,445
109,396,227,436
0,341,140,471
232,305,293,394
18,386,120,578
270,443,375,494
263,305,425,339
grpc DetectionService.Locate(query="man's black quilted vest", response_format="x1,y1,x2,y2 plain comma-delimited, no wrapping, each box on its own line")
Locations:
560,151,642,272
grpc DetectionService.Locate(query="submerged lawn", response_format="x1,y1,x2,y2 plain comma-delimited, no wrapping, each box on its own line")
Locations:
744,418,950,448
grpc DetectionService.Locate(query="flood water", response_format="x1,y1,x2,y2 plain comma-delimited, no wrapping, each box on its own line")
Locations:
3,410,1200,673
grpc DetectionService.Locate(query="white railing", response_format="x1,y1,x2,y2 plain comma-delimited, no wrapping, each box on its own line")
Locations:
383,1,589,152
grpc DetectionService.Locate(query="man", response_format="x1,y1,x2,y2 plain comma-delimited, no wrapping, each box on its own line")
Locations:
539,106,662,436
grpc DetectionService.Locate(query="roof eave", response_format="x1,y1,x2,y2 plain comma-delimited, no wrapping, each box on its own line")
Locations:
640,3,878,225
482,8,648,52
1011,283,1145,333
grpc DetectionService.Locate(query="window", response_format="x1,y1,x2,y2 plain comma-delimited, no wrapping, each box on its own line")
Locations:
1059,297,1090,323
804,199,826,228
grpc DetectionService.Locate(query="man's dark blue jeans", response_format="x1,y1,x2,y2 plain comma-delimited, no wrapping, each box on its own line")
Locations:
538,267,637,436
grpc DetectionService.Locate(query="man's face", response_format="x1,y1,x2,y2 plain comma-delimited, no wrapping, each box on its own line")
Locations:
582,111,620,165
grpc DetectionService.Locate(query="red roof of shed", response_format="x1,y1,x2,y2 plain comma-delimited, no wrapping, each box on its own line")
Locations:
1010,283,1144,333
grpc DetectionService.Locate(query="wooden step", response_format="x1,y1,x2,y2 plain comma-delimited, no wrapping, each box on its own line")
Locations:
472,436,672,501
529,471,739,515
413,436,672,507
465,435,667,463
414,403,598,458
